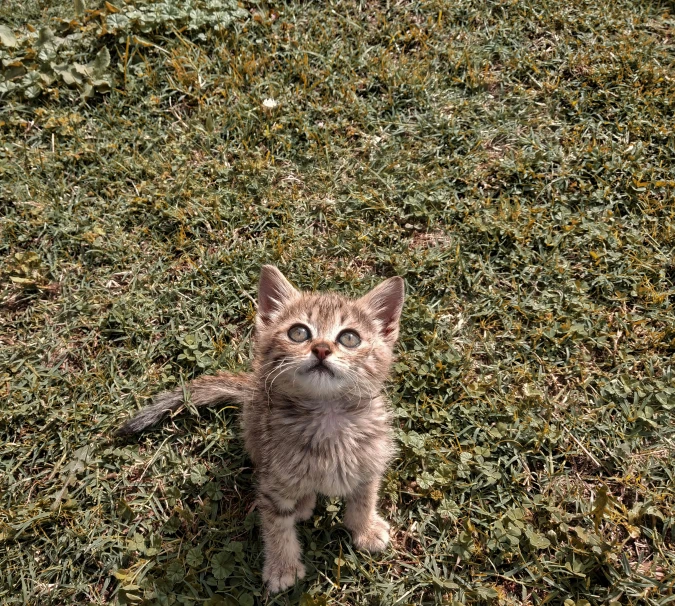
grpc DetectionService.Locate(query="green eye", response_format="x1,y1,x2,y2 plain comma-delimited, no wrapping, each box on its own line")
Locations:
338,330,361,348
288,324,311,342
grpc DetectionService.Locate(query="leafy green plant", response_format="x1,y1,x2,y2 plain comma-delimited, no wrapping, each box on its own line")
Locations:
0,22,112,100
0,0,247,100
105,0,247,38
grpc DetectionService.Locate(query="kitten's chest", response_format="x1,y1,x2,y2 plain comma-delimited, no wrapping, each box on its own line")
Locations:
308,409,356,442
271,405,392,495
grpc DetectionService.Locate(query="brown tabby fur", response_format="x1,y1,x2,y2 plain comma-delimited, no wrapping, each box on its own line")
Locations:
116,266,405,593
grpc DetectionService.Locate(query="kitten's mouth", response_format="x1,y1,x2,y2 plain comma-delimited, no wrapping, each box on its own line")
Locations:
306,362,335,377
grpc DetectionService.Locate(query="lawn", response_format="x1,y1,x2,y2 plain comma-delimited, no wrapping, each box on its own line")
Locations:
1,0,674,604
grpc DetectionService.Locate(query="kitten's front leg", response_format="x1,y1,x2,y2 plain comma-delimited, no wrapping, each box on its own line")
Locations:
257,486,306,593
294,492,316,522
344,476,390,553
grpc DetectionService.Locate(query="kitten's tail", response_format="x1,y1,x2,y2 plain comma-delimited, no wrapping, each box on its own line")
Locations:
115,371,254,437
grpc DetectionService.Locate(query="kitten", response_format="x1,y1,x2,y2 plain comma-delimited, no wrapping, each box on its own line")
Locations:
116,265,405,593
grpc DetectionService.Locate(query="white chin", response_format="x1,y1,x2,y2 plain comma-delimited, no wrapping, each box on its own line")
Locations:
297,371,342,395
296,365,345,395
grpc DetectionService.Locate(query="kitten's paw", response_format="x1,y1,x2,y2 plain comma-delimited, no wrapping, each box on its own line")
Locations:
352,515,391,553
263,559,306,594
295,494,316,522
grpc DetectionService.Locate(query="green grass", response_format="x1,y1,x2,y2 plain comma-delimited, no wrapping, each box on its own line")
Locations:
1,0,675,604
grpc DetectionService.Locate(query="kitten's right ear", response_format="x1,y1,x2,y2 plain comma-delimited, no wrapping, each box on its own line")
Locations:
358,276,405,344
257,265,299,324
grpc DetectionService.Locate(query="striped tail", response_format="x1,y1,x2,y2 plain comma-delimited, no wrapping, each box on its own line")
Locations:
115,371,254,436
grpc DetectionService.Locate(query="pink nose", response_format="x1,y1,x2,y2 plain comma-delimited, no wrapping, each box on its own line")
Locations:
312,343,331,361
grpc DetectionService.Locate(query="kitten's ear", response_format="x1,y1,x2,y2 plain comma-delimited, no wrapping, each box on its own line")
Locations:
359,276,405,343
257,265,299,324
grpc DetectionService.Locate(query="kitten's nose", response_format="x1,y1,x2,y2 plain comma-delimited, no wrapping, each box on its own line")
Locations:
312,343,332,361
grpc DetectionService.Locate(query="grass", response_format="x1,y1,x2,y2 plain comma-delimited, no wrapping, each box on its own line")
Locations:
1,0,674,604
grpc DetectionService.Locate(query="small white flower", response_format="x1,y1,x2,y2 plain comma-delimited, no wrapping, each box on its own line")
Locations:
262,98,278,109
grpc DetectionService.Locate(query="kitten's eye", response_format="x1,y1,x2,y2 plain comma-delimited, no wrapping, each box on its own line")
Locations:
337,330,361,348
288,324,311,343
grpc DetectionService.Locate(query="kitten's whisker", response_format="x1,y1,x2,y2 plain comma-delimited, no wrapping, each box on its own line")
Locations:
345,368,373,411
263,364,294,394
346,370,363,402
262,363,291,383
261,358,294,379
339,366,364,404
260,360,294,400
291,365,302,387
267,361,299,395
258,357,291,371
262,360,296,403
262,359,296,388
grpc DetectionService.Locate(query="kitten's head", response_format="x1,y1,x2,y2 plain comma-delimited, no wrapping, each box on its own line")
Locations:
253,265,404,399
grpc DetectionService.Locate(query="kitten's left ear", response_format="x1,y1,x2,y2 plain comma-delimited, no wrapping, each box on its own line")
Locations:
258,265,299,325
358,276,405,343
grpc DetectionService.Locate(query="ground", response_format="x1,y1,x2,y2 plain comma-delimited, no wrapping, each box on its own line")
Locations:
1,0,674,604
